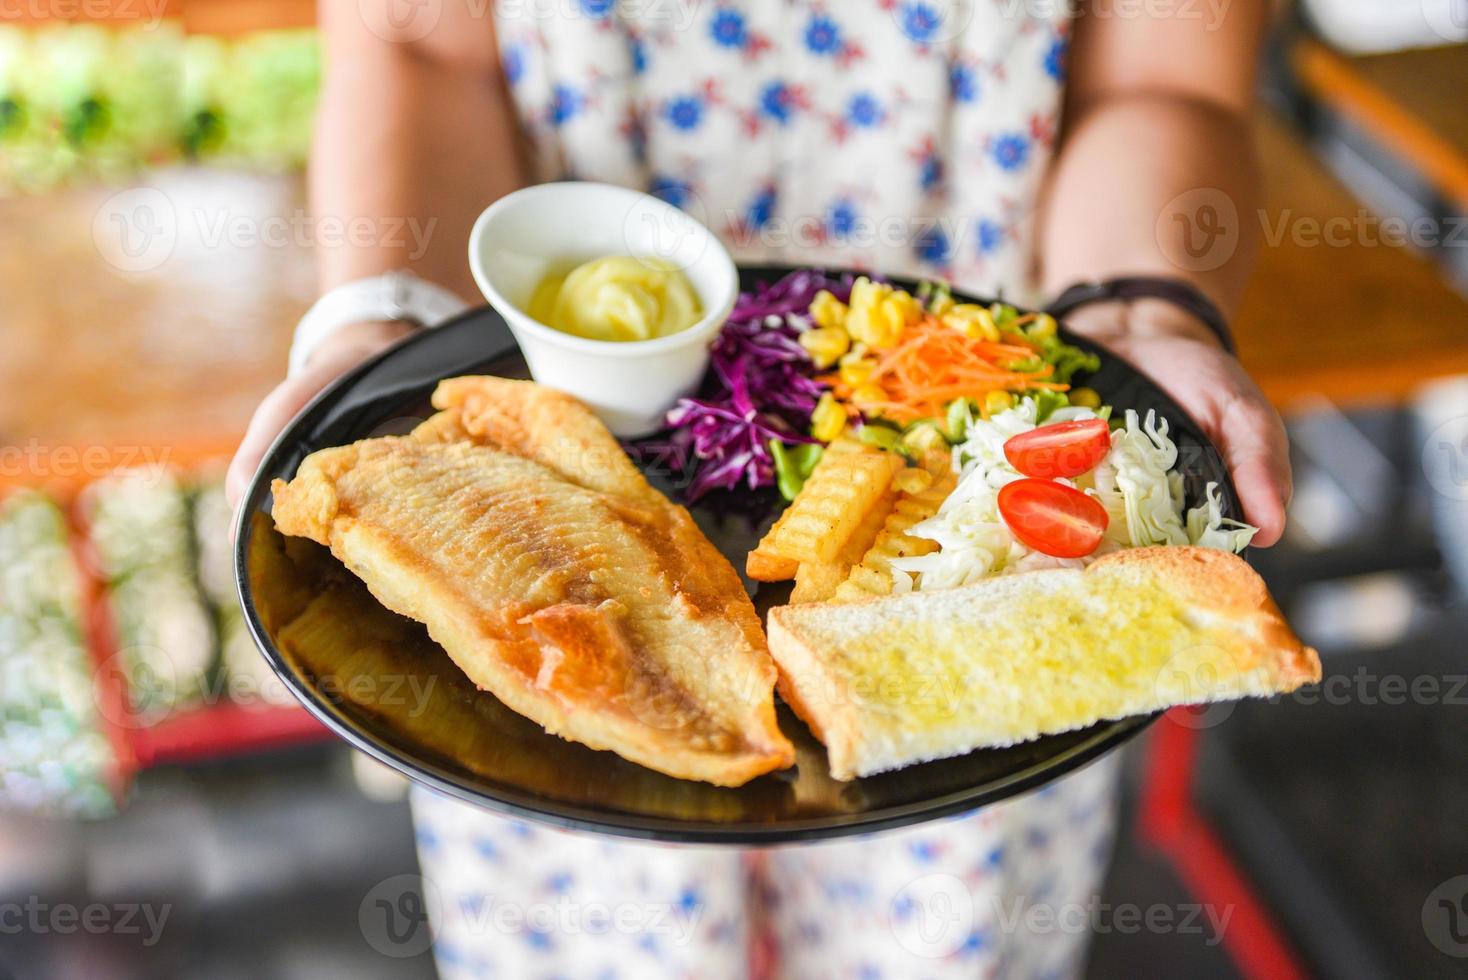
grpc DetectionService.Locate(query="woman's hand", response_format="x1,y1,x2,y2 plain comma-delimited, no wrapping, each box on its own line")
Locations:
1064,301,1292,547
225,320,418,508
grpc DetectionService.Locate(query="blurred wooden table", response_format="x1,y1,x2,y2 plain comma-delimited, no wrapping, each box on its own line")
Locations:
0,168,315,448
1235,111,1468,406
3,115,1468,451
1290,38,1468,212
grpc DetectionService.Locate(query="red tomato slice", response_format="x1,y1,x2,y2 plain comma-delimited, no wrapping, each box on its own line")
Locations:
1003,418,1112,479
997,478,1109,558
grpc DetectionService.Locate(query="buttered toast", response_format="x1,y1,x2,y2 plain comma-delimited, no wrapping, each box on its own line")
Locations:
767,546,1320,780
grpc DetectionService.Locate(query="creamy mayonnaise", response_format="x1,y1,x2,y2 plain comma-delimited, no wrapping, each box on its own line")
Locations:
527,256,702,342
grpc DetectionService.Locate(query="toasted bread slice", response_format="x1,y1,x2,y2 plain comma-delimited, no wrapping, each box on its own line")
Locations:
767,546,1321,780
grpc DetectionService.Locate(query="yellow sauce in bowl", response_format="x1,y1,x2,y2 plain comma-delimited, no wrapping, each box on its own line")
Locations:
527,256,703,343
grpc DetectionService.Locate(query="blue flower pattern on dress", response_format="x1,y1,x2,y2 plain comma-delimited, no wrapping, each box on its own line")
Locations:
664,94,703,131
491,1,1068,302
744,185,778,230
759,80,798,125
898,2,942,43
648,173,691,209
977,218,1005,254
502,43,526,86
549,83,582,127
827,197,859,239
847,91,883,128
710,9,748,48
992,132,1031,172
1045,36,1069,81
803,14,843,55
950,63,979,104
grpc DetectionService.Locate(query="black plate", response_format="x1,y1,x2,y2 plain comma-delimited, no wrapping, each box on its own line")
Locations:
235,266,1242,843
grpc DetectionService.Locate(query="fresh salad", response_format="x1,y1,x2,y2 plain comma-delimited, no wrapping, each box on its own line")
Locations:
650,269,1256,593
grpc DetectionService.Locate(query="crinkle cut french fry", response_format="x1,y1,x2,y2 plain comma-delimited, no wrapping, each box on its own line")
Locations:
747,442,903,577
788,483,898,603
835,466,957,600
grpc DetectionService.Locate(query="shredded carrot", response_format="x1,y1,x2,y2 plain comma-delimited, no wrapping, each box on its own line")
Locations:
833,314,1068,422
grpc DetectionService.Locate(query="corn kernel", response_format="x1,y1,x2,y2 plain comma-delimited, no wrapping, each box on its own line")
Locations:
799,326,850,369
902,423,947,456
839,357,875,386
1029,313,1057,339
810,290,849,331
851,383,887,406
893,467,934,494
847,277,918,349
983,390,1014,415
941,303,999,342
811,393,847,443
1069,386,1101,409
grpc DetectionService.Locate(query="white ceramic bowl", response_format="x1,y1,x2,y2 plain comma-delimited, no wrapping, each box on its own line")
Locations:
468,182,738,436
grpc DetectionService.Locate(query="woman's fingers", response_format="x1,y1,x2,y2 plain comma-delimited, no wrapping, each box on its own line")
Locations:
1101,334,1293,548
1218,390,1292,547
226,376,317,508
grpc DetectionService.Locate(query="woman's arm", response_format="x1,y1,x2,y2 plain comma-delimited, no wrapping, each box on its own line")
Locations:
227,0,524,503
311,0,523,299
1037,0,1292,545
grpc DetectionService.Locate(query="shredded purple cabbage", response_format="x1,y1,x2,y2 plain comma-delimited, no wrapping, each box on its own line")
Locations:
636,269,854,501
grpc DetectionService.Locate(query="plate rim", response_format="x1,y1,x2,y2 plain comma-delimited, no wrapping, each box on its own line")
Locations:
235,264,1236,843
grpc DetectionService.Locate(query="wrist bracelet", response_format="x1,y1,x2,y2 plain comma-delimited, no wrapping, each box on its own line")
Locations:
289,270,470,376
1045,276,1236,356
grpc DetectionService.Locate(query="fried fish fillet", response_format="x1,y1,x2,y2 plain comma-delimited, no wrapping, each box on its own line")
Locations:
271,379,795,786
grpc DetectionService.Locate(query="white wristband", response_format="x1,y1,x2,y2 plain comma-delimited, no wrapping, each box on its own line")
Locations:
289,271,470,376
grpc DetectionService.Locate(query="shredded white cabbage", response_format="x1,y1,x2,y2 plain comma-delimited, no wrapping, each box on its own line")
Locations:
890,401,1257,591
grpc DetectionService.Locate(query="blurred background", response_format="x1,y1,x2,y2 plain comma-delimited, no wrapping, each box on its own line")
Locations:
1,1,1467,978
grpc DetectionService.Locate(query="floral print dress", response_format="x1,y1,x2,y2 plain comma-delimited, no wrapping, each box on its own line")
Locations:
415,3,1119,978
496,0,1070,306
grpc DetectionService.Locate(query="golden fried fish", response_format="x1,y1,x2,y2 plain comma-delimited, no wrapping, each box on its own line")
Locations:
270,378,794,786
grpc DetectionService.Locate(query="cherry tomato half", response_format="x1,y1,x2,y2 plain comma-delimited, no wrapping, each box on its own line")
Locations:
997,478,1109,558
1003,418,1112,480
